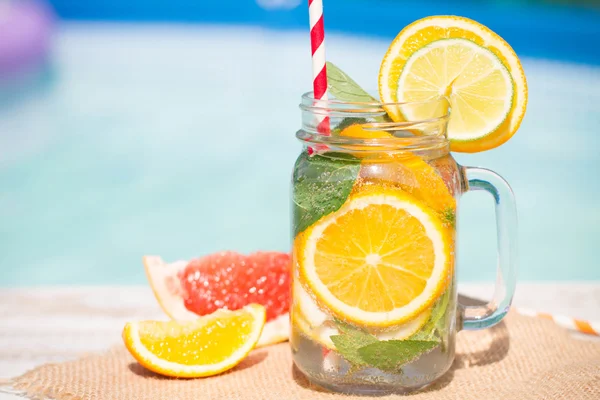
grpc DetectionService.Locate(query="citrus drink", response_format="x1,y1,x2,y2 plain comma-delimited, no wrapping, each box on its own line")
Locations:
291,14,525,393
291,147,459,394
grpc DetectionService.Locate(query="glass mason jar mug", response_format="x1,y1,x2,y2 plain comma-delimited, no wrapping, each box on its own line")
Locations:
290,94,517,395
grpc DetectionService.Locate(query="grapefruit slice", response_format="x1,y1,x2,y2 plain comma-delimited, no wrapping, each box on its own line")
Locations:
143,252,291,347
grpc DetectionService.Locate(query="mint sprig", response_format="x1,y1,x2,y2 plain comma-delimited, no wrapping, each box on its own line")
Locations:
430,288,451,332
411,289,451,342
358,340,439,372
292,152,361,236
332,117,369,135
330,321,378,367
330,335,378,367
441,207,456,228
330,320,439,372
326,62,392,135
326,62,377,103
329,289,452,371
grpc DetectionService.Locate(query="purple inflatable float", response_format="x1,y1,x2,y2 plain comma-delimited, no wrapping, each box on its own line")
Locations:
0,0,54,79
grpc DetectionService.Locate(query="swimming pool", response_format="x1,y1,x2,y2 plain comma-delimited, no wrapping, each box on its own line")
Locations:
0,24,599,285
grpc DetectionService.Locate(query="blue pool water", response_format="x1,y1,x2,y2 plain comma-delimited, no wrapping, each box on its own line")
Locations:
0,24,599,285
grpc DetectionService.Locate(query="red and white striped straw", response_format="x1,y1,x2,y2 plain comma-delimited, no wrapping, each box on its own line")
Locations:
308,0,330,135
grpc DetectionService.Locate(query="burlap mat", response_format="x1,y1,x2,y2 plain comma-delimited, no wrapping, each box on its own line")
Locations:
8,312,600,400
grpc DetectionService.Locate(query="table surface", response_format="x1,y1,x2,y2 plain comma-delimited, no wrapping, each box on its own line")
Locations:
1,283,599,399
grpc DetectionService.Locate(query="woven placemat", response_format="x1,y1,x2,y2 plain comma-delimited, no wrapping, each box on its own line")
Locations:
8,312,600,400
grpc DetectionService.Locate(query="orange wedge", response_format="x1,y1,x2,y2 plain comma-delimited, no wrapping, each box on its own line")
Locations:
339,124,456,216
359,154,456,216
123,304,265,378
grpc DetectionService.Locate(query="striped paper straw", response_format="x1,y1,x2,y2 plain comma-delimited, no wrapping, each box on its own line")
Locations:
517,308,600,336
308,0,330,135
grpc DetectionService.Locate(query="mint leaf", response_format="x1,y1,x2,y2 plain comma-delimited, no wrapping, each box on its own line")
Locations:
409,328,434,341
432,289,452,350
411,289,451,341
327,61,391,136
330,320,378,366
358,340,439,372
331,117,369,136
330,335,378,367
292,152,360,236
432,289,451,332
326,62,377,103
330,320,438,371
428,289,451,334
334,320,374,338
326,62,392,134
441,207,456,228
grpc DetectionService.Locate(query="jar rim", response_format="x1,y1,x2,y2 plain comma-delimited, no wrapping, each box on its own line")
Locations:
298,92,451,153
295,129,450,153
300,91,450,125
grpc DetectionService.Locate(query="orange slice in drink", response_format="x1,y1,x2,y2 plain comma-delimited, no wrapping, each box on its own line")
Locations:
338,123,395,154
339,124,392,140
359,154,456,216
298,188,452,327
340,124,457,216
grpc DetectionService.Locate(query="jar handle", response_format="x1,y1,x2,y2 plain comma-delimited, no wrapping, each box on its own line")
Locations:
459,166,518,330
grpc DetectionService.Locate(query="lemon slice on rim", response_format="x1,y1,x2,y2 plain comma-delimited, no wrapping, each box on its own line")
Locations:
379,15,527,153
123,304,265,378
298,188,451,328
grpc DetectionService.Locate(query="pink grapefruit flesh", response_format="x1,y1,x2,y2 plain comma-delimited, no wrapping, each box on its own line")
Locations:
143,252,291,347
181,251,291,322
